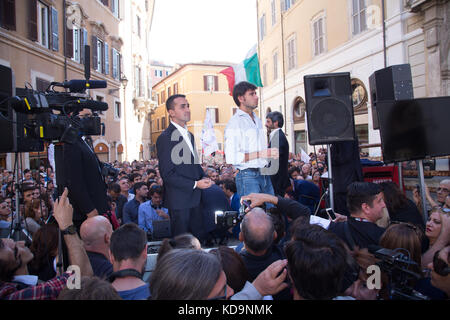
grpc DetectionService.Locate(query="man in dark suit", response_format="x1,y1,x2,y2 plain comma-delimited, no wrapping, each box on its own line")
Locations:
156,94,212,240
266,111,290,197
62,108,109,231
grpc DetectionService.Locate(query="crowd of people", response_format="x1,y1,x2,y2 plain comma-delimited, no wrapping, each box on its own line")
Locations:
0,154,448,301
0,81,449,301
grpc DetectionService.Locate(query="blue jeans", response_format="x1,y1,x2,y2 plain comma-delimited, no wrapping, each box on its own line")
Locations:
235,169,275,209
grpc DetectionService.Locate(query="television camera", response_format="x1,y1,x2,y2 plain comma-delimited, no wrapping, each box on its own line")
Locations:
370,246,430,300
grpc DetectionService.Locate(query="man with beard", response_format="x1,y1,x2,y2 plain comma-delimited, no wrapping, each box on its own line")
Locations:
224,82,279,198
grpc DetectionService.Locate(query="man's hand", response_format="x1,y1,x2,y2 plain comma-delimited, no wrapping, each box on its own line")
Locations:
333,212,348,223
53,187,74,230
241,193,278,212
196,178,213,189
86,209,99,218
156,209,170,219
252,259,288,296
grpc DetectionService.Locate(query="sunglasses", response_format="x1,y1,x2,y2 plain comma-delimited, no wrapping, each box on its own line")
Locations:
437,187,450,193
433,250,450,276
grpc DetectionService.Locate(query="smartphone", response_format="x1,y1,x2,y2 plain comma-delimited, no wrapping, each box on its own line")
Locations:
242,200,251,208
326,208,336,220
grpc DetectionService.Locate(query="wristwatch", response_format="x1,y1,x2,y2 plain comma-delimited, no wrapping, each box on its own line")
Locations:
61,224,77,235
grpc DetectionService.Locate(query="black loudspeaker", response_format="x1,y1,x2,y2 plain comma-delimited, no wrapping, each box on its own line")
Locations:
369,64,414,129
304,72,355,145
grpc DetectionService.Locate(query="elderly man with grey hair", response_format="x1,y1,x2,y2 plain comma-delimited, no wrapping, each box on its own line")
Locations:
80,215,114,280
239,207,292,300
414,179,450,211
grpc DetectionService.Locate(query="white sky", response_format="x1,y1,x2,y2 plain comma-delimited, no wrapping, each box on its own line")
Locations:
149,0,258,66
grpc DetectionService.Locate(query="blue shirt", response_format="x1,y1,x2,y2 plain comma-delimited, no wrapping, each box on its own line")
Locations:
123,199,141,225
138,200,169,233
118,284,151,300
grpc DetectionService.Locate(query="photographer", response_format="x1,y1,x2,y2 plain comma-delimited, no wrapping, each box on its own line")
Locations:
0,188,93,300
63,108,109,232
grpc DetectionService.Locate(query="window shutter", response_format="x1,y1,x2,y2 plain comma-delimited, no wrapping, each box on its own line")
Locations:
50,7,59,51
65,25,73,58
91,36,98,70
104,42,109,75
112,48,117,78
1,0,16,30
28,0,37,41
80,28,87,64
203,76,208,91
215,108,219,123
214,76,218,91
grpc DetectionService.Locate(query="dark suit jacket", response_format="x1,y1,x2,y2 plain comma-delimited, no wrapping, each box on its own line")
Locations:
156,123,205,210
268,129,290,196
63,137,109,222
200,184,232,233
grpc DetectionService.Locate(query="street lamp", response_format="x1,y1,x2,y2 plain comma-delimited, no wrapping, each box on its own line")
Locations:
120,74,128,161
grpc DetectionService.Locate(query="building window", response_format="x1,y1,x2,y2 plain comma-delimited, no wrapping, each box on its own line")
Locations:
161,117,166,129
273,52,278,80
286,36,297,71
114,101,121,119
136,15,141,37
37,1,49,48
159,70,163,77
135,66,142,97
295,130,306,154
259,14,266,41
111,0,119,18
72,27,80,62
207,107,219,124
312,17,326,56
173,83,178,94
271,1,276,25
281,0,295,12
352,0,367,35
96,39,104,72
0,0,16,30
112,48,121,80
293,96,306,123
157,118,160,131
204,75,218,91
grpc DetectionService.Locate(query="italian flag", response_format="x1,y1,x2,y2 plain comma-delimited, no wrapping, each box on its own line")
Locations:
220,45,263,95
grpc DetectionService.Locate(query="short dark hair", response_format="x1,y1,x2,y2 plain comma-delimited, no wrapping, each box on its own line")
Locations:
57,276,122,300
210,246,250,292
129,173,142,183
288,167,300,177
110,223,147,262
146,169,157,176
346,182,382,214
222,179,237,194
149,186,163,197
108,183,121,194
232,81,257,107
133,181,147,194
166,94,186,112
284,224,348,300
266,111,284,128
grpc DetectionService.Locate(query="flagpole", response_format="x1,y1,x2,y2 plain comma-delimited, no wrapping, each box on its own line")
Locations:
256,0,262,120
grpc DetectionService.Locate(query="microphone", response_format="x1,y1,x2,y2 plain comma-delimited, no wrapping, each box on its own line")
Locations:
61,80,107,93
78,99,108,111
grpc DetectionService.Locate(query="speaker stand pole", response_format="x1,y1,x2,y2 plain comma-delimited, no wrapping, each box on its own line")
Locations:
327,144,334,211
398,164,403,192
417,159,428,225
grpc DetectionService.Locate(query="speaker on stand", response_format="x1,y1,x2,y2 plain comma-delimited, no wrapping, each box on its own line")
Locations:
304,72,355,211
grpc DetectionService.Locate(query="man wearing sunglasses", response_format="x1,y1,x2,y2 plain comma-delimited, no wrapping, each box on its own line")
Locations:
428,245,450,298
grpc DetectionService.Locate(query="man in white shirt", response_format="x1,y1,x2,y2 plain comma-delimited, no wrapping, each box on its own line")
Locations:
156,94,212,239
224,81,279,199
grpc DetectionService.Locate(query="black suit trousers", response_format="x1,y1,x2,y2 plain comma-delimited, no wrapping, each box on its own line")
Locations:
169,206,204,240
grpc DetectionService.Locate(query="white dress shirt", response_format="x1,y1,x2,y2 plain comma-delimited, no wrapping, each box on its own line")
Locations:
224,109,268,170
171,121,195,157
269,128,281,144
